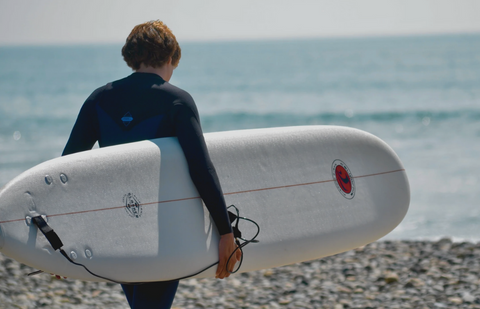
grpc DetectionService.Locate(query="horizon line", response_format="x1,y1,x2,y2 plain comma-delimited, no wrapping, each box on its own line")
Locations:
1,30,480,48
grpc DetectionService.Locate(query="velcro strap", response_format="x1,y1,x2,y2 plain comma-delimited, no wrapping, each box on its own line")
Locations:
32,216,63,251
228,210,242,239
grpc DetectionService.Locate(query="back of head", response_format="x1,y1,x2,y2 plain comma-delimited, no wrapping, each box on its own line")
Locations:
122,20,181,70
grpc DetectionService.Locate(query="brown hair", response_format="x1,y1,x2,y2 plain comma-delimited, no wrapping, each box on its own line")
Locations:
122,20,181,70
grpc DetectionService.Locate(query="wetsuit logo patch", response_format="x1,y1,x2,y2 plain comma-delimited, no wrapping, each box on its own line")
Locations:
124,193,142,218
332,160,355,199
121,112,133,127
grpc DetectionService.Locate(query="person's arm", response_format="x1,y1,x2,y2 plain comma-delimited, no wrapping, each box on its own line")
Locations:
170,98,240,278
62,97,100,156
171,101,232,235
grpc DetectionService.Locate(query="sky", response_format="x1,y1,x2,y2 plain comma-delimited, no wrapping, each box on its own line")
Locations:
1,0,480,45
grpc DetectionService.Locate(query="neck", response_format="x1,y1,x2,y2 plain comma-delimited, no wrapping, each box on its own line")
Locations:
136,64,171,81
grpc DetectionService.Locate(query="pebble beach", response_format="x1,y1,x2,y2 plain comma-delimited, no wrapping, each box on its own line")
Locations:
1,239,479,309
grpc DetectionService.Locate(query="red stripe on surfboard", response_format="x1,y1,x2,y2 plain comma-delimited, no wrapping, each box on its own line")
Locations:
224,168,405,195
0,197,201,224
0,169,405,224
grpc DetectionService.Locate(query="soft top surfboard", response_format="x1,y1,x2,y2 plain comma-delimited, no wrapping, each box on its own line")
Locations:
0,126,409,282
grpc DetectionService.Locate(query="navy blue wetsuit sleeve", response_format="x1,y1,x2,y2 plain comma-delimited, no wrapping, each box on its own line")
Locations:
62,96,100,156
170,101,233,235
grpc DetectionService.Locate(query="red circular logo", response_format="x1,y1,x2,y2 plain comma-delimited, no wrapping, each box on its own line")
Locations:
331,160,355,199
335,165,352,194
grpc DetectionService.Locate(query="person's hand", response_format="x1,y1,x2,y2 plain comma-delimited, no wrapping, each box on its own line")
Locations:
215,232,242,279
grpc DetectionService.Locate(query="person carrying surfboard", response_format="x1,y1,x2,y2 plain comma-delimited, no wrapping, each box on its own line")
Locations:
62,20,241,308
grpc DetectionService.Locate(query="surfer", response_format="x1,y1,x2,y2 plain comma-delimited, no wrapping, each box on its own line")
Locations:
62,20,241,308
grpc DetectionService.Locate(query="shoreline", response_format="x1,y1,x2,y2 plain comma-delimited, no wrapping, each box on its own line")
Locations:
1,238,479,309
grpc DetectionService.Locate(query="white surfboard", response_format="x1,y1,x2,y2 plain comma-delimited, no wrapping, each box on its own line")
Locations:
0,126,409,282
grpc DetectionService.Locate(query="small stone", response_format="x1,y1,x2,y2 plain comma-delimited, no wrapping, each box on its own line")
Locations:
91,289,102,297
263,269,274,277
385,272,399,284
462,292,475,303
405,278,425,288
337,286,352,293
60,297,72,303
229,278,242,288
447,297,463,305
278,297,291,305
185,293,198,300
432,285,444,292
365,293,376,300
393,289,405,296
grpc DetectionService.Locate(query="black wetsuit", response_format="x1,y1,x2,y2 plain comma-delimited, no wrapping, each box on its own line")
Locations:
63,72,233,308
62,72,232,235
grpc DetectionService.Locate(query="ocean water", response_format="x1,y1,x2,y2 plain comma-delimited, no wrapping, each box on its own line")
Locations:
1,34,479,241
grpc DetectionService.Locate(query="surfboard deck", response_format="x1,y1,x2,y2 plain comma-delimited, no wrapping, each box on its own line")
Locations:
0,126,409,282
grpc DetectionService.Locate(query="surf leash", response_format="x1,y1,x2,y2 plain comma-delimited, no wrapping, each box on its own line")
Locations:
225,204,260,274
26,205,260,284
27,215,134,284
156,205,260,282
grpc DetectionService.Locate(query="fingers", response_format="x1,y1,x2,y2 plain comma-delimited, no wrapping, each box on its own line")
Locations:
216,251,234,279
236,247,242,260
215,256,228,279
217,259,232,279
215,233,241,279
225,248,240,274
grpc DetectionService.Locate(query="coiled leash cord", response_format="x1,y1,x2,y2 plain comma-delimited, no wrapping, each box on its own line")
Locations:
27,205,260,285
225,205,260,274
